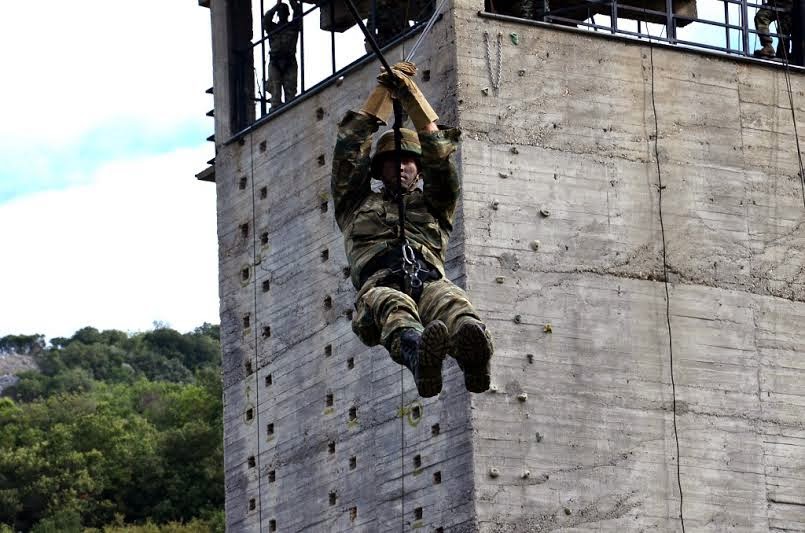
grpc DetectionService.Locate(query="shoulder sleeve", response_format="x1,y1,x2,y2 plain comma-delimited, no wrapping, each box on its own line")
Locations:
331,110,383,229
419,125,461,229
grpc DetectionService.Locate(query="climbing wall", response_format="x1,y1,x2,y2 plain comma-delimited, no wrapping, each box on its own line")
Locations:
453,2,805,531
211,2,481,530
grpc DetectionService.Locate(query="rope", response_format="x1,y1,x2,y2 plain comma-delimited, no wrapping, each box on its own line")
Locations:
644,23,687,533
340,2,415,530
400,363,405,532
406,0,451,62
772,4,805,208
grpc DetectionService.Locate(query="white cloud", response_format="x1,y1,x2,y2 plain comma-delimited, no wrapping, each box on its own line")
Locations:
0,1,213,146
0,146,219,338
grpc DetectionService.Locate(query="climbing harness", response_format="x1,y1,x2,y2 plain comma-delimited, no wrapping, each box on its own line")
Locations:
484,30,503,94
402,242,423,293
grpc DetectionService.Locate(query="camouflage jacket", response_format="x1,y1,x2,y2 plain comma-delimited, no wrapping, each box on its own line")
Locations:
332,111,461,289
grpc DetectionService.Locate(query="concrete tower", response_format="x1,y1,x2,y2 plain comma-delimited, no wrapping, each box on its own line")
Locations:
200,1,805,530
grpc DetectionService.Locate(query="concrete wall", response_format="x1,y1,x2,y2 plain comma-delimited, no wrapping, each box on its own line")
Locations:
210,0,805,531
211,2,477,531
452,3,805,531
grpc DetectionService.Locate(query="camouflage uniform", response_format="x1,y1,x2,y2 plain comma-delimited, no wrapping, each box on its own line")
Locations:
264,0,302,105
755,0,793,58
331,111,487,362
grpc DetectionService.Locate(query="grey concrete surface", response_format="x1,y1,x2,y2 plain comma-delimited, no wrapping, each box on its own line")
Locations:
453,2,805,531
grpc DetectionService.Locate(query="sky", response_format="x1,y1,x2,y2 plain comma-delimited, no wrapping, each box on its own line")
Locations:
0,2,218,339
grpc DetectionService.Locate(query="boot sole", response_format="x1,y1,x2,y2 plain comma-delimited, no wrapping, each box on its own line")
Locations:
416,320,449,398
454,322,492,393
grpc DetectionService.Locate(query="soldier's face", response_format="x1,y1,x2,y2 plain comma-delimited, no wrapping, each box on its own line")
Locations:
381,156,420,192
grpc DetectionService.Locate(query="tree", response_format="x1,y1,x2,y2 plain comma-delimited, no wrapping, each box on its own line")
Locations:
0,324,224,531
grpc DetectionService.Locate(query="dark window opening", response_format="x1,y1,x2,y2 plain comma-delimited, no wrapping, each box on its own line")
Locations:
227,1,255,132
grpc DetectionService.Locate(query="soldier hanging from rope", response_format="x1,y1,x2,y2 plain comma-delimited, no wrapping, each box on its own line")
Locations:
331,62,494,398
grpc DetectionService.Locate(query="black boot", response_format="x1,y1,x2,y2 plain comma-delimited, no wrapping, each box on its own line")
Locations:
451,319,494,393
397,321,449,398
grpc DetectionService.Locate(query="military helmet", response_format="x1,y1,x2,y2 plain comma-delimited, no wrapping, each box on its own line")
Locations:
371,128,422,178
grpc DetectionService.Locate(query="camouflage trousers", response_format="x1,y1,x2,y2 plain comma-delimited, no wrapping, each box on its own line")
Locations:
755,5,791,50
268,55,297,105
352,268,483,364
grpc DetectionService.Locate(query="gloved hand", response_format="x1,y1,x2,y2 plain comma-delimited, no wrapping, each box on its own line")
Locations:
377,62,438,131
378,60,418,82
359,84,393,124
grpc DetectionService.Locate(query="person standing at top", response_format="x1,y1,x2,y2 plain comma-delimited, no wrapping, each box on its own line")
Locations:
264,0,302,106
754,0,793,59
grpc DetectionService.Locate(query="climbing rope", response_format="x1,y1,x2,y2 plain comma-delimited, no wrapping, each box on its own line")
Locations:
406,0,451,62
644,20,687,533
340,1,449,529
773,10,805,208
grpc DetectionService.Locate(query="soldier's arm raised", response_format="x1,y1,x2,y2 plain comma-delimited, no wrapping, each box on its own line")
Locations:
290,0,303,18
420,125,461,229
263,6,278,32
331,110,383,230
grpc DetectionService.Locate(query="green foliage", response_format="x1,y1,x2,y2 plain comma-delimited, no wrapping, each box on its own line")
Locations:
4,324,221,402
0,334,45,356
0,325,224,532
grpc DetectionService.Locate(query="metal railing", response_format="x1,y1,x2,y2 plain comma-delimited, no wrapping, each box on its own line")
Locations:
250,0,437,122
486,0,802,65
234,0,801,132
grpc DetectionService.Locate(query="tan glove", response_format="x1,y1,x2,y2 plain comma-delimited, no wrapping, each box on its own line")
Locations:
378,62,438,131
393,75,439,131
380,61,417,78
359,84,393,123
